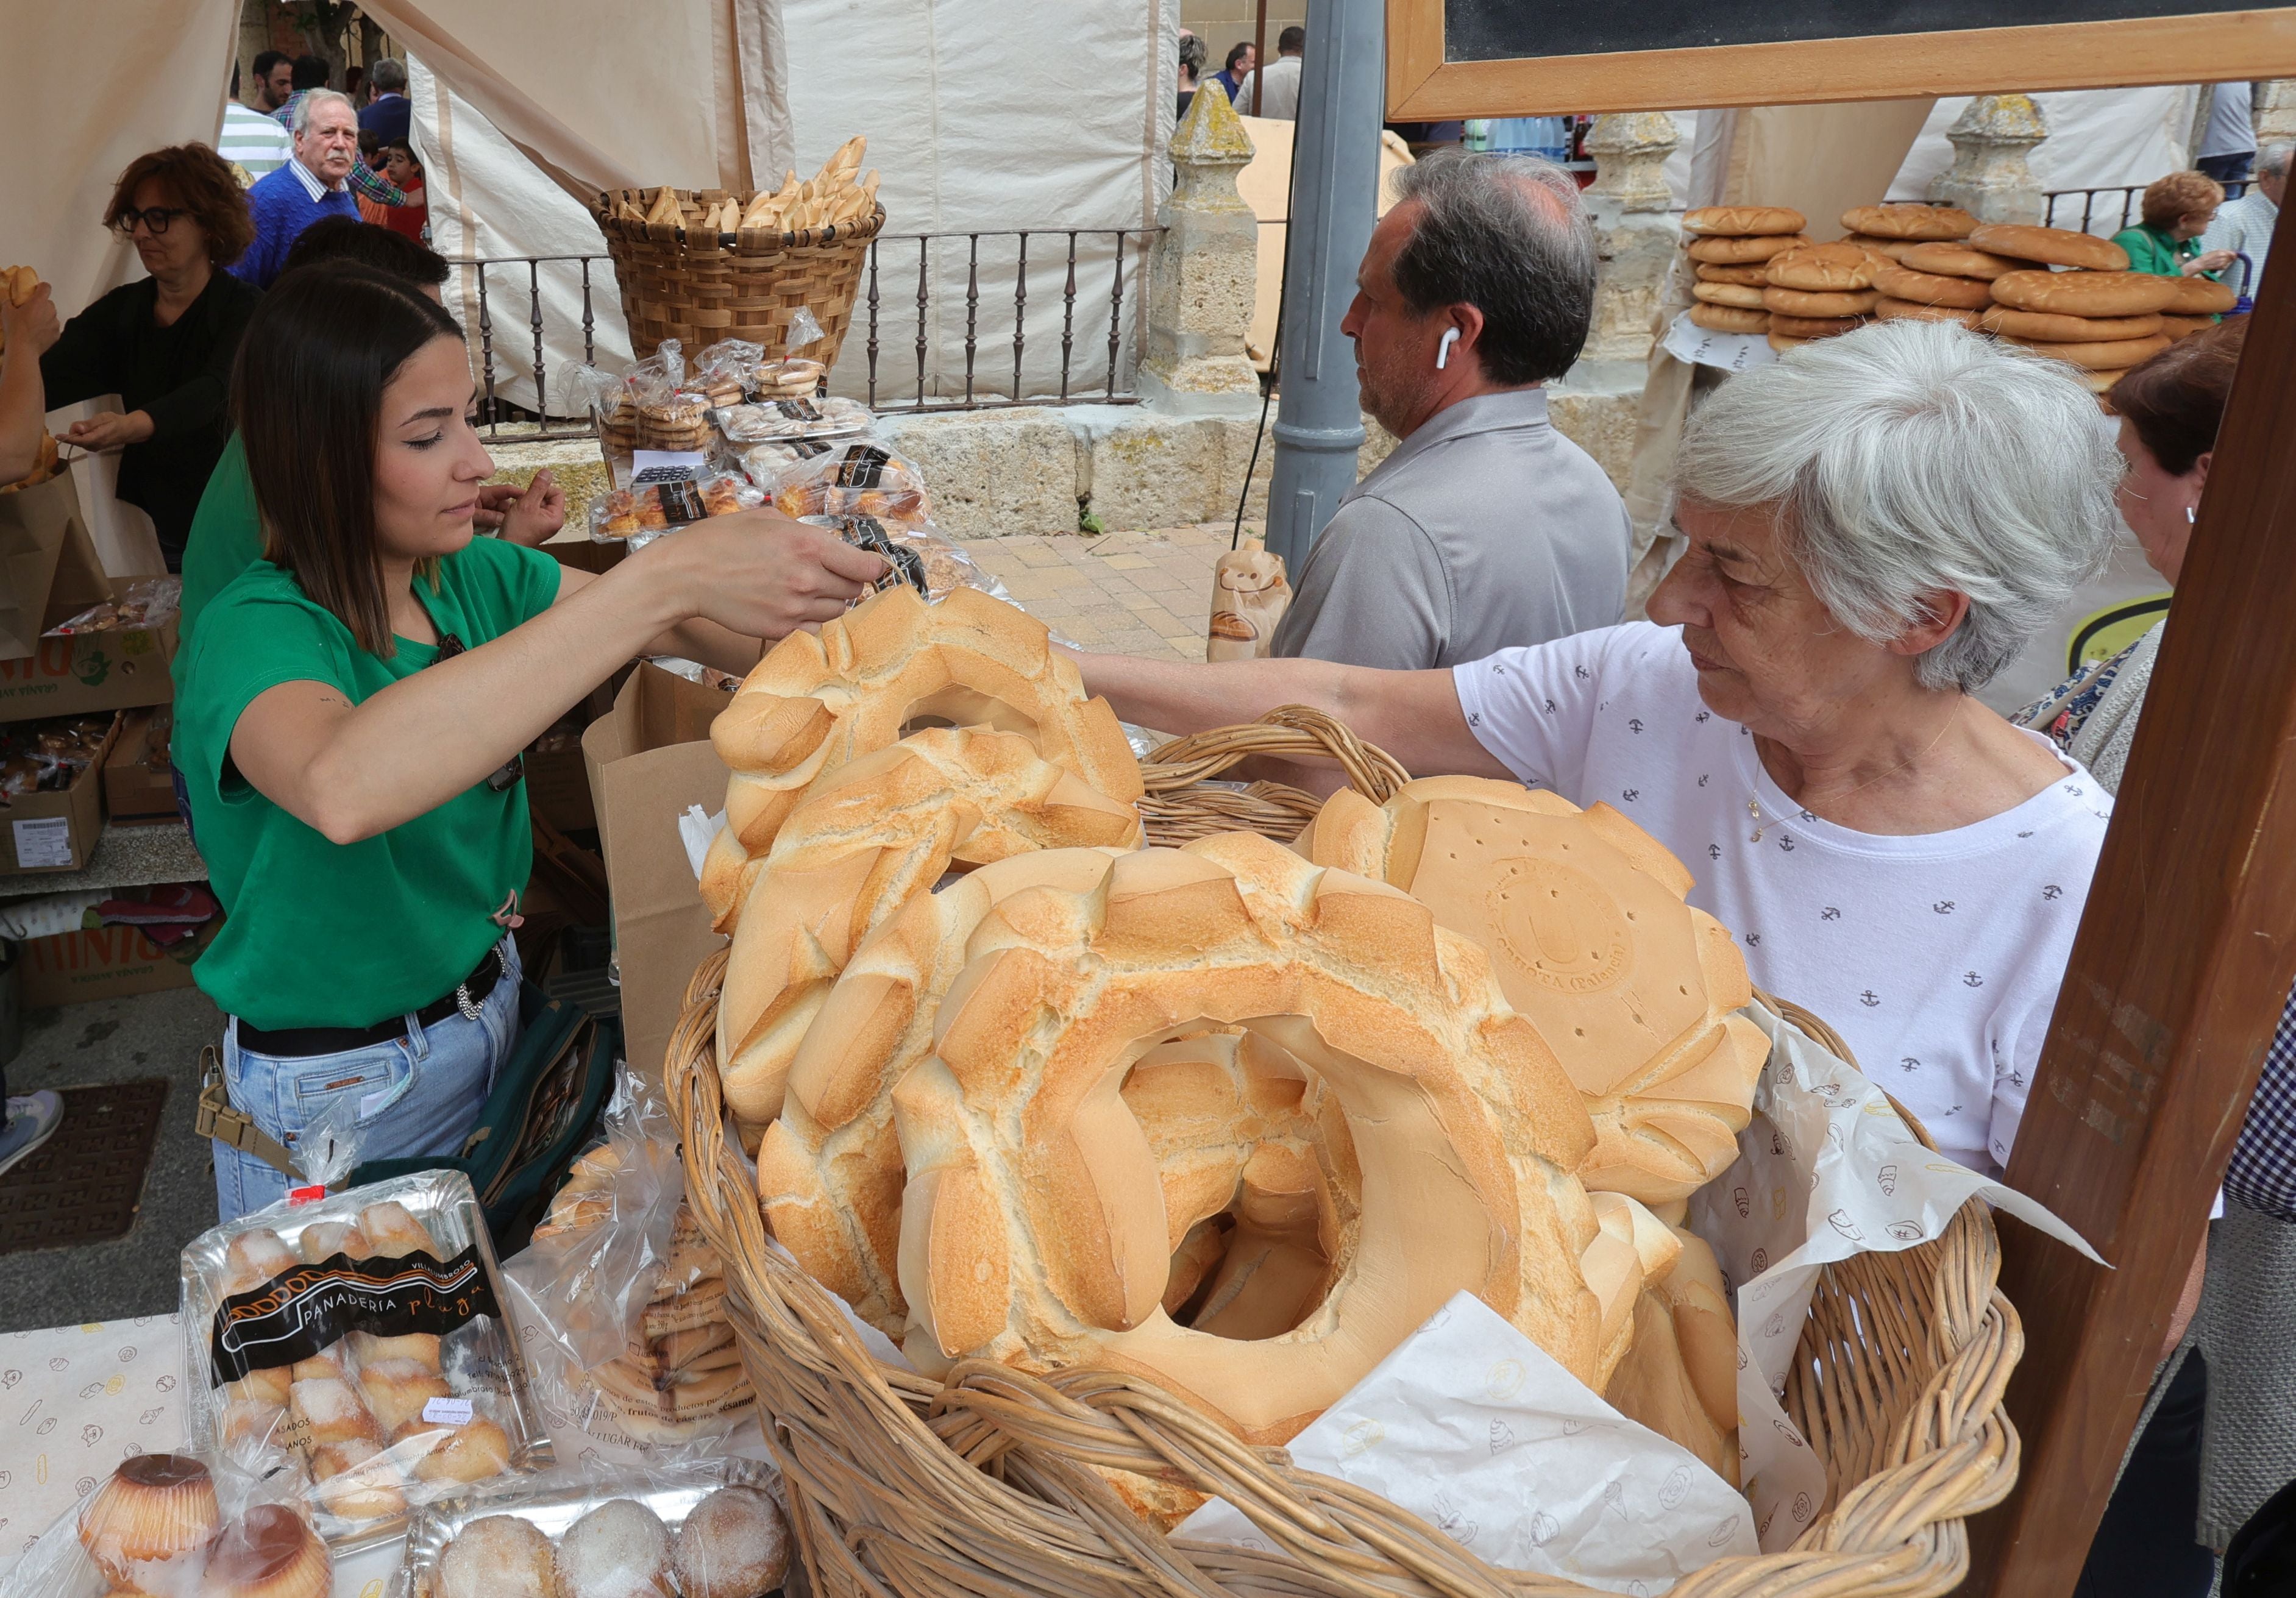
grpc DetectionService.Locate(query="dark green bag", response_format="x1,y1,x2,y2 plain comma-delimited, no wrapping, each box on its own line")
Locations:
351,982,619,1255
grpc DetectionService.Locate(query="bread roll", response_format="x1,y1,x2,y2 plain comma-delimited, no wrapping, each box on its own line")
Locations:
309,1438,405,1523
288,1377,379,1448
1873,298,1985,328
717,728,1141,1139
1895,241,2032,280
1841,233,1919,261
1296,779,1768,1203
1768,313,1864,339
1688,304,1768,335
673,1486,791,1598
556,1500,675,1598
221,1228,296,1296
1988,269,2181,318
706,584,1143,923
2164,274,2237,314
1767,331,1813,352
1840,203,1977,240
355,1201,436,1258
1979,306,2164,343
2157,312,2217,340
1870,263,1995,310
1691,282,1767,310
1966,223,2130,271
1603,1226,1739,1486
892,833,1607,1444
1681,205,1805,236
1765,242,1879,292
438,1516,553,1598
1761,286,1877,317
1685,232,1810,264
757,847,1132,1333
354,1358,450,1434
2005,332,2173,370
1693,261,1772,286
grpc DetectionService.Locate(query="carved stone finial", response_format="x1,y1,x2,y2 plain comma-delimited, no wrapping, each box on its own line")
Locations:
1584,113,1680,215
1143,88,1262,409
1929,94,2049,226
1579,113,1683,365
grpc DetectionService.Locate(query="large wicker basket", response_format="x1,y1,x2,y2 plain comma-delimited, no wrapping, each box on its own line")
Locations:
663,740,2026,1598
593,186,885,366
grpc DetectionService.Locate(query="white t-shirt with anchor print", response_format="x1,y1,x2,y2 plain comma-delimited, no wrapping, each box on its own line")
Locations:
1453,620,2111,1177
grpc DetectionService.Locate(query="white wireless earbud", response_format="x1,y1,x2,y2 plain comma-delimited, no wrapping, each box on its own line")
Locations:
2187,505,2197,524
1436,327,1460,369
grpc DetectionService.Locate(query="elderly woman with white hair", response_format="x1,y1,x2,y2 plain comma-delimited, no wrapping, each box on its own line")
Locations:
1073,318,2122,1179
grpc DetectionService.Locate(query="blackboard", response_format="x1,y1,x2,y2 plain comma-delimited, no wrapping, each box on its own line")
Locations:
1446,0,2259,63
1386,0,2296,118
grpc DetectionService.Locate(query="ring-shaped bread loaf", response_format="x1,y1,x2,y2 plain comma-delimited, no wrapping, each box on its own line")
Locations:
889,832,1608,1443
1768,313,1864,339
2007,332,2174,370
1688,304,1769,335
1685,232,1810,265
1840,203,1977,240
1680,205,1806,236
1760,286,1877,318
1873,298,1985,328
706,584,1143,921
1765,243,1879,293
1966,223,2130,271
2164,274,2237,315
1895,242,2032,280
1870,264,1996,310
1980,306,2164,343
717,728,1141,1140
1297,778,1769,1203
1691,282,1769,310
1987,269,2181,318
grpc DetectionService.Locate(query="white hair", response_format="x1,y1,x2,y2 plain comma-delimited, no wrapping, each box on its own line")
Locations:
292,88,356,135
1671,318,2121,692
2259,142,2292,180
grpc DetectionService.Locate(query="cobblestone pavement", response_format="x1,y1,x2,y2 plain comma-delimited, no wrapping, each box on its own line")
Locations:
961,524,1237,660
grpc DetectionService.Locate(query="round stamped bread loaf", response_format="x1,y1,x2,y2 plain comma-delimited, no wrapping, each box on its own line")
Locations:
1896,241,2033,280
1761,285,1878,317
1841,202,1978,240
2157,311,2217,340
1843,233,1919,261
2165,274,2238,314
1689,303,1769,335
1765,241,1879,291
715,728,1142,1140
1692,281,1768,310
1871,263,1996,310
2006,332,2174,370
1686,231,1811,264
1874,297,1985,328
1988,268,2181,318
1768,312,1864,339
707,584,1143,923
1681,204,1807,236
1967,223,2130,271
890,833,1615,1443
1980,305,2164,343
1693,261,1774,286
1297,778,1769,1202
756,847,1134,1334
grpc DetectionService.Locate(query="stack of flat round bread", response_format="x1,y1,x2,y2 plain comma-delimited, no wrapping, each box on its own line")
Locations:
1684,205,1807,337
1760,241,1883,350
1986,269,2179,389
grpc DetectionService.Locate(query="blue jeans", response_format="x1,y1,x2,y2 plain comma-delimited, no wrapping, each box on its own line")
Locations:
211,939,523,1220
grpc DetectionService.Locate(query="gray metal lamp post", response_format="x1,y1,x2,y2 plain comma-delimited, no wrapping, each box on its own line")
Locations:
1262,0,1385,574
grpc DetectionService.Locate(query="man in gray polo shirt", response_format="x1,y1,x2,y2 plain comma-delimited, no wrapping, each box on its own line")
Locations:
1271,150,1629,669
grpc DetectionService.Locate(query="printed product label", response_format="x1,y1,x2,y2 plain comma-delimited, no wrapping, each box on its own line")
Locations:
421,1396,475,1425
208,1245,500,1382
831,444,893,489
12,815,74,868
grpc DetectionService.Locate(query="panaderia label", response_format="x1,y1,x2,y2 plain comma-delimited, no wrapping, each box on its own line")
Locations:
208,1246,499,1383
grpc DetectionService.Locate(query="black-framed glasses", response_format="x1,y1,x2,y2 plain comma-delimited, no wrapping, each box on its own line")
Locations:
433,632,526,792
113,207,189,237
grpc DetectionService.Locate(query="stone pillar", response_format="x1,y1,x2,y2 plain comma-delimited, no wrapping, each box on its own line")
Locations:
1139,86,1262,416
1928,94,2049,225
1579,113,1682,365
2257,80,2296,147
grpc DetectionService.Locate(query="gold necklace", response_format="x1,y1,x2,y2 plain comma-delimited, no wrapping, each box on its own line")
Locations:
1749,702,1961,843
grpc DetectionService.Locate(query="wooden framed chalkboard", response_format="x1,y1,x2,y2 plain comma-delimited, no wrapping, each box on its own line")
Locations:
1386,0,2296,116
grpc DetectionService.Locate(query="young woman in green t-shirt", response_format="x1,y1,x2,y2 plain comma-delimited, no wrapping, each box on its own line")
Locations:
177,266,889,1219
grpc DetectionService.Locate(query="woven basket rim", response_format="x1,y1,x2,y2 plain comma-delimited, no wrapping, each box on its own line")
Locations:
666,889,2022,1598
592,190,888,255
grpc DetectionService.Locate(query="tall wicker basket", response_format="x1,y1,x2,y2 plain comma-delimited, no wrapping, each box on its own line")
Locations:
593,186,885,366
664,720,2026,1598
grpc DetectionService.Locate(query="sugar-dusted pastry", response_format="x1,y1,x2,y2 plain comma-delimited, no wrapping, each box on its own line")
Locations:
554,1499,675,1598
356,1358,450,1435
288,1376,380,1448
355,1201,436,1258
438,1515,554,1598
671,1486,790,1598
221,1229,296,1296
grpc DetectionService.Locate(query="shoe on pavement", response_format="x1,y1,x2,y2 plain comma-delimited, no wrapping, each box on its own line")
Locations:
0,1091,64,1178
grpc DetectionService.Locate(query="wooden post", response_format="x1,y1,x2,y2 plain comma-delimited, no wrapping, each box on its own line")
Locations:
1251,0,1268,116
1964,193,2296,1594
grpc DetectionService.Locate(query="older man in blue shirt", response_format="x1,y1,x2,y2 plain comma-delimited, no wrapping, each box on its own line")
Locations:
233,91,363,289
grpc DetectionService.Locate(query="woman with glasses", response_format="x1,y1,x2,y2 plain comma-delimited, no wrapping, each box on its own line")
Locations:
39,143,259,570
176,265,890,1220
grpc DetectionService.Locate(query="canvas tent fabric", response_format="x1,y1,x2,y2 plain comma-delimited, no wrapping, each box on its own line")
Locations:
1886,87,2206,232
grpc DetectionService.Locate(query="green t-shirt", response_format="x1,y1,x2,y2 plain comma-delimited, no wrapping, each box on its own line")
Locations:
174,538,561,1029
177,430,261,656
2112,224,2207,279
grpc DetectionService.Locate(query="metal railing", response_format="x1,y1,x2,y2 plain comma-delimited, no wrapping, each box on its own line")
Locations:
447,228,1161,438
858,228,1160,411
2042,180,2250,235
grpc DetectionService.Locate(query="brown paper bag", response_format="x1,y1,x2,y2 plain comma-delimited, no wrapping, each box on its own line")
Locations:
1206,540,1291,661
0,469,112,659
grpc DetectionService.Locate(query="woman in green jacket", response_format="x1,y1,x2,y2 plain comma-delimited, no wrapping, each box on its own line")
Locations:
2113,169,2238,280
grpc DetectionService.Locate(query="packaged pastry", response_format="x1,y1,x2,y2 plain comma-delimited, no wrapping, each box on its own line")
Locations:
398,1462,787,1598
180,1170,551,1551
588,472,761,547
713,435,837,483
706,395,873,443
766,442,929,526
2,1454,329,1598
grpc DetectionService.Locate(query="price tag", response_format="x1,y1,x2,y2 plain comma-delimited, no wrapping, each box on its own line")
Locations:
12,817,74,869
288,1184,328,1206
422,1396,475,1426
1660,309,1780,373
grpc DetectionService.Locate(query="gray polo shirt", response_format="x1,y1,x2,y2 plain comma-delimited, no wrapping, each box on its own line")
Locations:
1270,388,1630,670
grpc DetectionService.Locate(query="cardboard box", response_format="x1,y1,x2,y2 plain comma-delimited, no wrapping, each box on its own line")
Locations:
0,611,179,719
1,711,121,876
0,469,113,659
581,662,733,1082
102,706,178,824
17,915,221,1007
524,742,596,833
